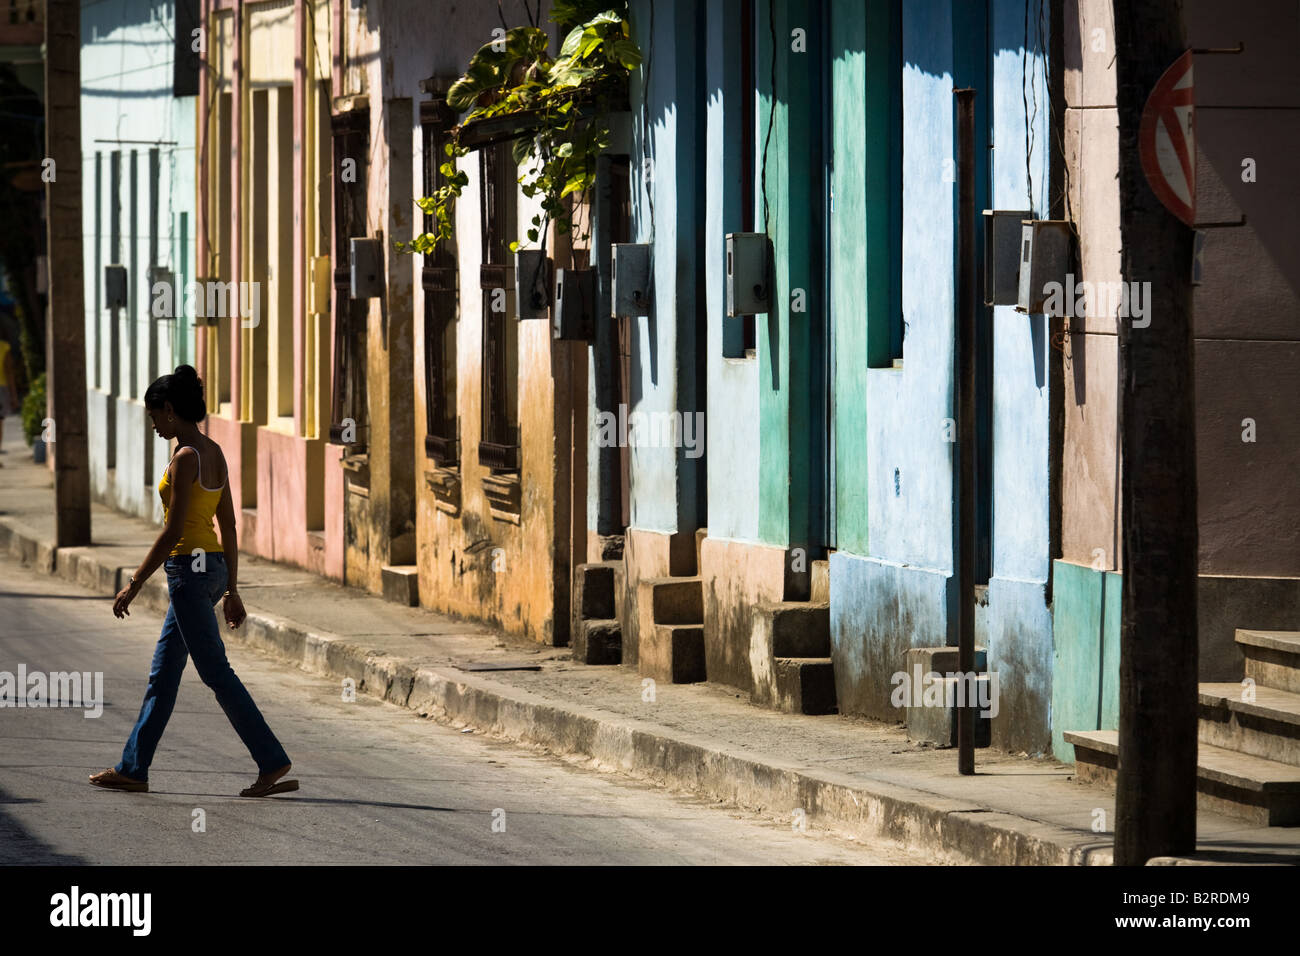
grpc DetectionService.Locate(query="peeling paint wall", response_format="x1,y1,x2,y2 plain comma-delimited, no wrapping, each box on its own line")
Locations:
394,0,572,643
829,0,1057,754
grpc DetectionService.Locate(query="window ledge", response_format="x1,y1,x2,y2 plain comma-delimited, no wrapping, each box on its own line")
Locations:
263,415,296,437
341,452,370,492
425,466,462,516
482,472,521,524
867,359,904,373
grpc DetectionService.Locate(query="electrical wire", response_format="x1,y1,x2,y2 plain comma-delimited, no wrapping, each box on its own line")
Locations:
761,0,775,234
1021,0,1033,213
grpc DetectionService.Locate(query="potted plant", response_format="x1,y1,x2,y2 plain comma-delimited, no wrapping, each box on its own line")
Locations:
395,1,640,259
21,372,45,462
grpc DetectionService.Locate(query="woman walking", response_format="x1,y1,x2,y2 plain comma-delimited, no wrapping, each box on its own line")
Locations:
89,365,296,798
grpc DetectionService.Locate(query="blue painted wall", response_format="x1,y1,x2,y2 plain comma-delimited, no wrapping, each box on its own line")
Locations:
829,0,1058,754
622,0,705,537
81,0,197,523
703,0,760,544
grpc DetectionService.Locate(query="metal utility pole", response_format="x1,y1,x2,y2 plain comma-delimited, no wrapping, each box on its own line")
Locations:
954,87,977,776
1112,0,1198,864
45,0,91,545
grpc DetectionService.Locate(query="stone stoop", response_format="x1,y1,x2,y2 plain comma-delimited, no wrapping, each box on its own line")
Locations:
902,646,991,747
1066,628,1300,826
571,561,623,665
750,602,836,715
380,565,419,606
810,559,830,604
638,576,706,684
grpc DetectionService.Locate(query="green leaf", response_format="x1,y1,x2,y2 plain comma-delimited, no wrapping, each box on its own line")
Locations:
558,25,585,60
446,27,550,112
561,170,591,197
610,37,641,70
511,135,535,168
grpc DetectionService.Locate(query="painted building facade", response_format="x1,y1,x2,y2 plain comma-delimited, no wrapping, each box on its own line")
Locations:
81,0,199,521
194,0,581,644
89,0,1294,764
589,0,1299,760
1051,0,1300,761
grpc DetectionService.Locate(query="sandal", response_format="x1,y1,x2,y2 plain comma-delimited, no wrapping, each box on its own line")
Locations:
239,763,298,798
89,767,148,792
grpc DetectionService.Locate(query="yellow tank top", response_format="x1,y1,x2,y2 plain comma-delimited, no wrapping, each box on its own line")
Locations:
158,446,225,558
0,340,10,386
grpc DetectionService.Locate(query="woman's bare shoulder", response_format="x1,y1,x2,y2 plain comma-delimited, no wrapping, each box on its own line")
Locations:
204,437,230,486
171,445,200,479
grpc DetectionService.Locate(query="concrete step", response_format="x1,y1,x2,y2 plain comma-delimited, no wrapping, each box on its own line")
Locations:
640,623,706,683
1237,630,1300,695
380,565,419,606
574,561,620,621
1064,729,1300,827
772,657,837,715
694,527,707,579
810,559,830,604
571,618,621,666
904,645,988,676
1199,682,1300,767
750,603,836,713
638,576,703,626
902,669,993,748
754,601,830,658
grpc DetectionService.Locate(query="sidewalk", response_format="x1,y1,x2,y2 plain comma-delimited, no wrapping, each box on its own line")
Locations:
2,423,1296,865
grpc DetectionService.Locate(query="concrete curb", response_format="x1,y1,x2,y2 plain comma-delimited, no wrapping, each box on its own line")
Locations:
1,517,1116,865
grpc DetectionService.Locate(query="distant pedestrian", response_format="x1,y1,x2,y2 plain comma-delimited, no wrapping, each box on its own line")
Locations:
89,364,297,797
0,331,18,462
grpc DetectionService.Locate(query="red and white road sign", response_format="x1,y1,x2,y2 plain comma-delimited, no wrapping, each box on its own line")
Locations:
1139,50,1196,226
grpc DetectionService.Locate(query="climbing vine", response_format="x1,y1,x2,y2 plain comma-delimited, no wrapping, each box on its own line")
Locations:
396,1,640,255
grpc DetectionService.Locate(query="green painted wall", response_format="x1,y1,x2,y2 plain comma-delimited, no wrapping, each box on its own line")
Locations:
830,2,867,555
1051,559,1122,762
830,0,899,556
757,0,818,548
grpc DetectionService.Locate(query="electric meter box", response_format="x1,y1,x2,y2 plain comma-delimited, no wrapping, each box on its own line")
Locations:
515,250,553,320
726,232,771,316
1016,220,1073,315
105,264,128,310
611,243,651,317
350,237,382,299
983,210,1030,306
553,268,595,341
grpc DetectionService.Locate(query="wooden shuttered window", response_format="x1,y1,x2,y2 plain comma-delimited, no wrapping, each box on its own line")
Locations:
328,107,369,450
477,141,519,471
420,97,460,465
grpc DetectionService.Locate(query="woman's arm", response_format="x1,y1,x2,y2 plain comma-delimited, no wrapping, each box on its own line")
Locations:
215,478,245,628
113,449,195,618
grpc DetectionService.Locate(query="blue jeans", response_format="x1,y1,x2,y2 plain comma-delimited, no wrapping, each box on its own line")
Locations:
117,552,290,782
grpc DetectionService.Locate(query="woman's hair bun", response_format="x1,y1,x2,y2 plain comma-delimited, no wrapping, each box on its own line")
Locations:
144,365,207,423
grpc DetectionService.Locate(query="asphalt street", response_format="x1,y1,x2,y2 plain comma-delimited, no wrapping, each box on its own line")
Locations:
0,550,932,865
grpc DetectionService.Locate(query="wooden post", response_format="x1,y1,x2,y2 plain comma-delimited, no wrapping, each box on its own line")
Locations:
44,0,91,547
1112,0,1198,865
